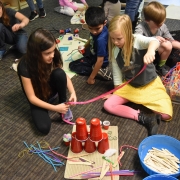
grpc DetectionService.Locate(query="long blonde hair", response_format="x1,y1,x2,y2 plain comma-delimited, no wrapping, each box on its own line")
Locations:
108,14,133,66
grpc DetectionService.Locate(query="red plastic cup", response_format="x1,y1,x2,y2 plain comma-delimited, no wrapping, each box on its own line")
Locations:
64,141,70,146
56,39,60,44
89,118,102,141
74,28,79,34
103,121,110,130
84,137,96,153
78,46,85,54
80,19,85,23
59,29,64,34
75,117,88,141
97,132,109,154
71,132,83,153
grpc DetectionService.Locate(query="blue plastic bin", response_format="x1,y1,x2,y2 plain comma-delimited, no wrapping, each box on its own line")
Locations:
138,135,180,178
143,174,178,180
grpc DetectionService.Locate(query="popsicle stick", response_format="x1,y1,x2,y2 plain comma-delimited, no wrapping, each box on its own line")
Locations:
79,157,95,164
68,161,92,166
99,161,109,180
68,153,89,159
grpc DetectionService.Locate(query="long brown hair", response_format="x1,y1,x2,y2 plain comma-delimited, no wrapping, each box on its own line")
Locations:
25,28,63,101
143,1,166,25
0,1,10,26
108,15,133,66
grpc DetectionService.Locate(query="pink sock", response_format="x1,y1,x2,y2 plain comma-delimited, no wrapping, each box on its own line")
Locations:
104,94,139,121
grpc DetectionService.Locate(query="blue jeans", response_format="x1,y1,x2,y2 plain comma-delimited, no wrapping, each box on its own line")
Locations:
0,23,28,54
125,0,142,22
26,0,43,11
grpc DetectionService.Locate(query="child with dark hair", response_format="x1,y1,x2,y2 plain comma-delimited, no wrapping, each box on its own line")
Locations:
134,1,179,76
69,6,112,84
17,28,77,135
0,1,29,60
104,14,172,136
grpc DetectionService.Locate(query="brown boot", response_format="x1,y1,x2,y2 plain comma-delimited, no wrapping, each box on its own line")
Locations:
138,112,161,136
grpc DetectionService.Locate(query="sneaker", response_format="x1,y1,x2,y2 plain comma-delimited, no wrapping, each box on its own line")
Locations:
97,66,113,81
138,112,161,136
54,6,66,14
39,8,46,18
54,6,61,13
137,17,142,25
0,50,6,60
156,64,170,76
29,11,39,21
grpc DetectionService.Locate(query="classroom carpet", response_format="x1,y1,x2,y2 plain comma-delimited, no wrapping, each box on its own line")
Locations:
1,0,180,180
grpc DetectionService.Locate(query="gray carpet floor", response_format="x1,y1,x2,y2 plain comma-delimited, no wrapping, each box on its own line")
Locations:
0,0,180,180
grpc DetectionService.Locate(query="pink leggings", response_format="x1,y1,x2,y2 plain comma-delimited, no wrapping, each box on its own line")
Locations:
104,95,170,121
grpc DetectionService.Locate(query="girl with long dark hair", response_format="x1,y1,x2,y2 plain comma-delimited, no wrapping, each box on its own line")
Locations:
18,28,77,134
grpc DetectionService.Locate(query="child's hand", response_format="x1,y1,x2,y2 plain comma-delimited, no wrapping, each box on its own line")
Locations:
55,103,69,114
156,36,166,43
84,4,88,9
12,24,21,32
143,51,155,64
87,77,95,84
69,92,77,103
78,7,85,12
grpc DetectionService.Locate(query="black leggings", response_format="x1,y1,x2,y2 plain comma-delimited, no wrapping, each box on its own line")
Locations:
25,68,67,134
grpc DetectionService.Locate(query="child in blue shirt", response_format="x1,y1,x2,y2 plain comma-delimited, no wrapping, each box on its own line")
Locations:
69,6,112,84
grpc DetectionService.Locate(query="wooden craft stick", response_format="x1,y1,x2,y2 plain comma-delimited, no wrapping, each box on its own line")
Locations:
68,161,93,166
99,161,109,180
144,148,180,174
74,37,87,43
79,157,95,164
68,153,89,159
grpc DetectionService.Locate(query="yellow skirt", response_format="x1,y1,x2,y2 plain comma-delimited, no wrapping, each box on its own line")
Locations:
114,76,173,120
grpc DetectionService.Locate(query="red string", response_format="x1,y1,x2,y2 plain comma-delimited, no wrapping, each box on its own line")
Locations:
109,163,114,180
118,145,138,166
68,64,147,105
62,64,147,125
49,146,78,162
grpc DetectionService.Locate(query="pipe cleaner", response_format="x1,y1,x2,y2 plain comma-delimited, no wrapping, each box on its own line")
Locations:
20,141,65,172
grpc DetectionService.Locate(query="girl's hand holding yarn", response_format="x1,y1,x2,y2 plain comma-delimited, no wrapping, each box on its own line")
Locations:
69,92,77,103
55,103,69,114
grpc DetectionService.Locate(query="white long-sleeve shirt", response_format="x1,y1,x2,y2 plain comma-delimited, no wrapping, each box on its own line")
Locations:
111,34,159,87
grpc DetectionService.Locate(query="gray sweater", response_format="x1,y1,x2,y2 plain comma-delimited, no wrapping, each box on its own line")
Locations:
135,21,174,40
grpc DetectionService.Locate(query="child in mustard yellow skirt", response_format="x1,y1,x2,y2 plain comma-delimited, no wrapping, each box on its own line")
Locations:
104,14,173,136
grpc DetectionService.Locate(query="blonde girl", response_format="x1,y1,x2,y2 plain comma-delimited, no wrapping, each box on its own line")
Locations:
104,14,172,136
